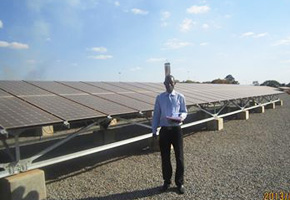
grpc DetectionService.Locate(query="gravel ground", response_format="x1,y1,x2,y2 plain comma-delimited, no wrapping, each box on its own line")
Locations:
45,94,290,200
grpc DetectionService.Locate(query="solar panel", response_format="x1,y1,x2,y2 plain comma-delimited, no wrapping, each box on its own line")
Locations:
0,89,12,97
119,92,156,105
0,81,50,96
144,83,165,90
65,94,137,116
104,82,152,93
86,82,129,93
0,97,62,129
27,81,85,95
177,88,230,103
22,95,105,121
125,82,162,92
61,82,111,94
96,93,153,111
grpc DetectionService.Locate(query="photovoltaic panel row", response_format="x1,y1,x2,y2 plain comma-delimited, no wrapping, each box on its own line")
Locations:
0,89,12,97
61,81,111,94
0,81,51,96
27,81,86,95
103,82,152,93
86,82,129,93
118,92,156,105
65,94,137,116
0,96,62,130
176,84,234,100
175,84,282,101
22,95,105,121
29,81,145,115
27,81,155,116
125,82,162,93
144,83,165,91
59,81,156,110
177,88,232,103
96,93,153,111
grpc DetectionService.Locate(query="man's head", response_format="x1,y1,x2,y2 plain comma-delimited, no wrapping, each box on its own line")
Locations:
164,75,176,93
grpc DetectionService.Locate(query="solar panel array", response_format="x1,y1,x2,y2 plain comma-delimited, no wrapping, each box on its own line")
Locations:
0,81,283,130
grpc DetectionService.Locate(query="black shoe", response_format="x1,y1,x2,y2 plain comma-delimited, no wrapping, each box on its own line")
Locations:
160,183,170,192
177,185,185,194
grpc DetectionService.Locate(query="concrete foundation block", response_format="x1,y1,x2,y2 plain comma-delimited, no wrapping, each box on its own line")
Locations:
0,169,46,200
256,106,265,113
275,100,283,106
207,118,223,131
266,103,276,109
238,111,249,120
42,125,54,136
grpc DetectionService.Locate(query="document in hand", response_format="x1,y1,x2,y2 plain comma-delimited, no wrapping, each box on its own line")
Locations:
166,116,182,122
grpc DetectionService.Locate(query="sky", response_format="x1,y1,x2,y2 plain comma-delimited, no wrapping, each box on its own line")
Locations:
0,0,290,85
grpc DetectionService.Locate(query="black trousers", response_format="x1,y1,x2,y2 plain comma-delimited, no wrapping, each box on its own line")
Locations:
159,126,184,186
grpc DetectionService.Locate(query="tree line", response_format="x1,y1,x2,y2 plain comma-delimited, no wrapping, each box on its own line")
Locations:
177,74,290,88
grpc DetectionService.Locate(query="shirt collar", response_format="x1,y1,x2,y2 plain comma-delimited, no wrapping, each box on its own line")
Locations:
167,90,176,96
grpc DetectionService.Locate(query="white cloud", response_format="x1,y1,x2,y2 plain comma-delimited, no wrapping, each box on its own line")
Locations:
131,8,148,15
161,22,168,27
160,11,170,27
163,38,191,50
0,41,29,49
161,11,170,20
202,23,209,29
200,42,209,46
241,32,255,37
130,66,142,71
147,58,166,62
88,55,113,60
90,47,108,53
26,59,37,64
187,5,210,14
115,1,120,6
253,32,268,38
0,41,9,47
180,18,196,32
274,36,290,46
0,20,3,28
280,60,290,64
241,32,268,38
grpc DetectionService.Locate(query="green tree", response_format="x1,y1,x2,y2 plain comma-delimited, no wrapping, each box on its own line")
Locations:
261,80,281,88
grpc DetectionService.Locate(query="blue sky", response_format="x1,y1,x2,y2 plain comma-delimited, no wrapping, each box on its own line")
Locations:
0,0,290,84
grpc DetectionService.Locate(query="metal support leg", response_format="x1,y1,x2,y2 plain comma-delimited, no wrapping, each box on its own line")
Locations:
0,139,15,161
29,120,100,163
14,134,20,162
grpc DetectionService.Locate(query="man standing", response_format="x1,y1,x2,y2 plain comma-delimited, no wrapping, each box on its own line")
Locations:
152,75,187,194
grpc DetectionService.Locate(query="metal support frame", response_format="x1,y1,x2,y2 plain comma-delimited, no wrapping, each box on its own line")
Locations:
0,94,281,179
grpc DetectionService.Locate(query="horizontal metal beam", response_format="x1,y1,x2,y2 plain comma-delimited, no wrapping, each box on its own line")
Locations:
28,133,153,170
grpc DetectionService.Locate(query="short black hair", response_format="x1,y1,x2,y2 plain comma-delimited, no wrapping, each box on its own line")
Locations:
164,75,176,84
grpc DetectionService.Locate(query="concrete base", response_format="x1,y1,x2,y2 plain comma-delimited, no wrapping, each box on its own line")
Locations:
266,102,276,109
276,100,283,106
256,106,265,113
207,118,223,131
238,111,249,120
0,169,46,200
42,125,54,136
